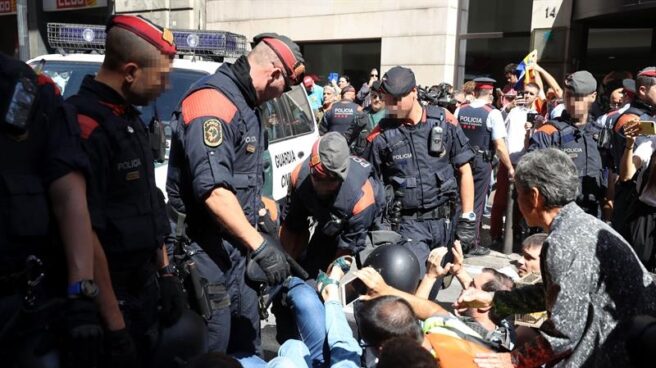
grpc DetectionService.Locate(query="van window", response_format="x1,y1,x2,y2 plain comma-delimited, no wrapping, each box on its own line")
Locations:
262,85,315,143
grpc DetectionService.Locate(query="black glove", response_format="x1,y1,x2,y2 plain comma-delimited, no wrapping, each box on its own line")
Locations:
158,275,186,327
65,298,103,368
105,328,138,368
251,239,290,285
455,218,476,253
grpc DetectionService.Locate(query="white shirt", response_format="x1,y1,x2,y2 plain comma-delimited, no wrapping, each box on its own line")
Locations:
454,98,507,141
504,106,533,164
632,137,656,207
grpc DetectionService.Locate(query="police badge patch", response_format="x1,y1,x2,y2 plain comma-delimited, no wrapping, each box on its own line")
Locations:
203,119,222,147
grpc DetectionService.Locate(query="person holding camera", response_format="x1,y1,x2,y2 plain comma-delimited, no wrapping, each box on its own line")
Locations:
455,77,514,256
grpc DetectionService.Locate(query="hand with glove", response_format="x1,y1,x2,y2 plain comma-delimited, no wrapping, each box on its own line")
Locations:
455,216,476,253
105,328,138,368
66,298,103,368
251,238,290,285
158,274,186,327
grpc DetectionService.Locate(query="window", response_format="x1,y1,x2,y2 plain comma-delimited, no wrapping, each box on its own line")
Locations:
261,85,315,143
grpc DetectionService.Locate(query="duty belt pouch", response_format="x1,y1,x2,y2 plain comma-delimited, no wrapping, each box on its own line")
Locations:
482,149,495,163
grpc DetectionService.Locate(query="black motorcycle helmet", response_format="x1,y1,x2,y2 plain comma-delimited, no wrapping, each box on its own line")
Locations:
363,244,420,293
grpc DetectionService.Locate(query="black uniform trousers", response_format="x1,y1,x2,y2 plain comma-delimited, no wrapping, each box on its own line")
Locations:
471,154,492,248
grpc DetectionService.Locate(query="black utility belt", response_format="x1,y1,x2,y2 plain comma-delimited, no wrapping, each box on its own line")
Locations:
401,204,452,220
472,146,494,162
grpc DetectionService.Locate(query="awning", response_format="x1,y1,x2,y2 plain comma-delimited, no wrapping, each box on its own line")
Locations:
43,0,107,12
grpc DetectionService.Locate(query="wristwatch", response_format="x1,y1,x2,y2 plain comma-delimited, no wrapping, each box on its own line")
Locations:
67,279,99,299
461,212,476,221
158,264,177,277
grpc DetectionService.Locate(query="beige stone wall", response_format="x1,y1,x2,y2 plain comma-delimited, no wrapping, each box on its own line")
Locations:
206,0,463,85
114,0,203,29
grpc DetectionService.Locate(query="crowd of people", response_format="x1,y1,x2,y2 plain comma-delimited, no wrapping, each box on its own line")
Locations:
2,13,656,368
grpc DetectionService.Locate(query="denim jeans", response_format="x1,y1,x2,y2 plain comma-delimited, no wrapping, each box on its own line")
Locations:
271,277,327,367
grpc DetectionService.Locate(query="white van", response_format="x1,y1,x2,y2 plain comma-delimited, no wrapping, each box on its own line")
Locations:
28,24,319,202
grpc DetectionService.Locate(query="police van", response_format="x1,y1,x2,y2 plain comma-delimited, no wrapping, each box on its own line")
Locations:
28,23,319,201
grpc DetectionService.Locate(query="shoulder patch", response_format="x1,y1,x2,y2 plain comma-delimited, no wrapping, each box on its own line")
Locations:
366,125,382,143
182,88,237,125
615,113,640,133
353,180,375,216
203,119,223,147
537,123,558,135
77,114,99,140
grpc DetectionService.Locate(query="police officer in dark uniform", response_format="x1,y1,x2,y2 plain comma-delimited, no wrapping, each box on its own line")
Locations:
66,16,192,365
280,132,385,277
367,66,476,281
166,33,305,354
0,53,102,367
455,78,514,256
529,71,606,216
320,86,362,136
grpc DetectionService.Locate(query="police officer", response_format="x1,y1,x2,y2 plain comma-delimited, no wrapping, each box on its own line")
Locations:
66,16,191,365
320,85,362,136
367,66,476,281
454,77,514,256
281,132,385,276
529,71,605,216
0,53,102,367
166,33,304,354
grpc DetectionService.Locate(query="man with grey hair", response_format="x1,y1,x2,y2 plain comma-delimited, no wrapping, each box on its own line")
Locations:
528,70,606,217
456,148,656,368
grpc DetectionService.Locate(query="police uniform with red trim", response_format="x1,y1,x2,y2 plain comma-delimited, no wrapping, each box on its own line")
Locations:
282,141,385,278
528,115,605,216
367,104,475,277
0,53,94,366
66,15,179,360
166,33,305,354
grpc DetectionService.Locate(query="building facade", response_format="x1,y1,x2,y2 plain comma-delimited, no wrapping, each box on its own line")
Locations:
4,0,656,90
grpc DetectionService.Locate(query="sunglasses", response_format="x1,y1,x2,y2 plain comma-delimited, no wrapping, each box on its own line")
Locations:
370,74,378,77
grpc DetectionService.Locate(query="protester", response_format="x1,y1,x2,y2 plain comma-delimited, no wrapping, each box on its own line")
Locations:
316,85,338,122
303,75,324,112
515,233,547,277
356,67,379,108
456,148,656,368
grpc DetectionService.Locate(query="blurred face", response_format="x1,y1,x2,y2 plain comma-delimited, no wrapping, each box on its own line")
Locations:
338,77,348,88
609,88,624,108
310,173,341,198
370,91,385,112
515,185,540,228
517,245,541,277
564,90,596,121
342,91,356,101
370,69,379,80
505,72,518,85
524,85,539,106
126,53,172,106
457,272,494,317
638,83,656,106
383,88,416,119
323,88,335,105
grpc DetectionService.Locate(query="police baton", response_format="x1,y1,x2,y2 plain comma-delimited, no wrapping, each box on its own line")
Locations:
503,182,514,254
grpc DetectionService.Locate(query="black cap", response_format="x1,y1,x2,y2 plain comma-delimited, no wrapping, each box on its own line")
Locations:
371,80,382,92
564,71,597,95
381,66,416,98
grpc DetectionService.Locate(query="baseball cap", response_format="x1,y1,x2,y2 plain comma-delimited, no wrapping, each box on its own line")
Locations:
106,15,177,56
253,33,305,86
564,71,597,95
381,66,416,98
309,132,350,180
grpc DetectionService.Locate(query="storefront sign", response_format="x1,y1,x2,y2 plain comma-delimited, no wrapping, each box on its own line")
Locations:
43,0,107,12
0,0,16,15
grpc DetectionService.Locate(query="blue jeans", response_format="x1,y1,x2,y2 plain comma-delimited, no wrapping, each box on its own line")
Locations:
241,300,361,368
271,277,327,367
